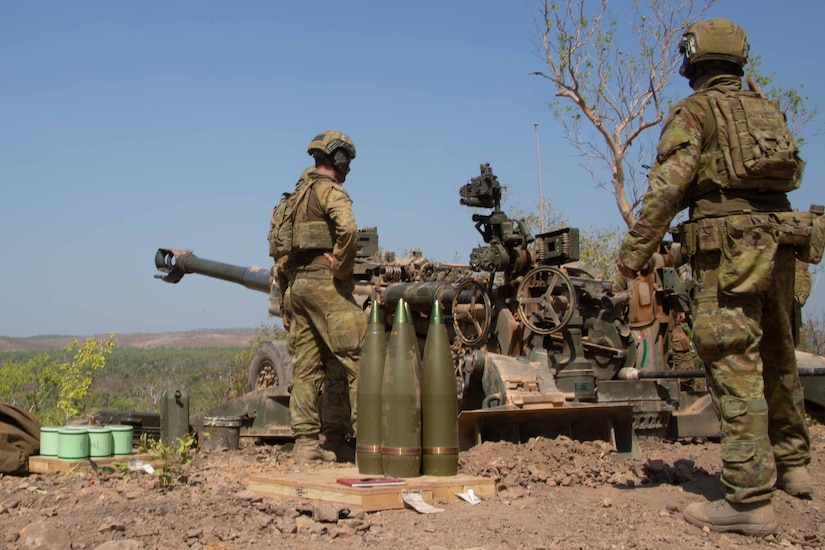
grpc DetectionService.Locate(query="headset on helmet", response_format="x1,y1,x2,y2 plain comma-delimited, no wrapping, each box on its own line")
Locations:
679,18,749,80
307,130,356,169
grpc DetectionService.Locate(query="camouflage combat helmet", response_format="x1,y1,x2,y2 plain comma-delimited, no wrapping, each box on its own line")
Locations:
307,130,356,168
679,18,749,80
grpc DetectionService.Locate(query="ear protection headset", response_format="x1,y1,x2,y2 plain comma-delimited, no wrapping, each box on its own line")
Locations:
333,148,352,169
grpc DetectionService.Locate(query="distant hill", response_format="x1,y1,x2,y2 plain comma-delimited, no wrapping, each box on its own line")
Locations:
0,328,258,352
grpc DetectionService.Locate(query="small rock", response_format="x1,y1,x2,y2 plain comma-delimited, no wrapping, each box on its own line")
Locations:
295,515,316,532
19,520,72,550
275,518,297,534
233,490,262,503
97,517,126,533
91,540,144,550
311,502,340,523
1,498,21,513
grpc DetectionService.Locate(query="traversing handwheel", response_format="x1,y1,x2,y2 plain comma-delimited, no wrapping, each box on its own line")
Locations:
451,279,492,346
517,266,576,335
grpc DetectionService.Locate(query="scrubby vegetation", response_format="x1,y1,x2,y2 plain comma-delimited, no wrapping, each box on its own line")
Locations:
0,324,286,423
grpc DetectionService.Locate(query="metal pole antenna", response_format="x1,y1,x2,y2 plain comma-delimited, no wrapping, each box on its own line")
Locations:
534,123,545,234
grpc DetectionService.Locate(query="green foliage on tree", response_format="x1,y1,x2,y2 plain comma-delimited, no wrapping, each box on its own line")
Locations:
0,342,268,421
580,225,624,279
56,334,116,422
509,199,569,237
0,353,61,423
0,335,116,424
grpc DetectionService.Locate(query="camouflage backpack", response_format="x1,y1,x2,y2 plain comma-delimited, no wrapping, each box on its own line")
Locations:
268,179,315,261
707,90,802,191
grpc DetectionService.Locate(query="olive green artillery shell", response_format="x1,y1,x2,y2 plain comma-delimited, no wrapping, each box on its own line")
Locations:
381,299,422,478
356,303,387,475
421,300,459,476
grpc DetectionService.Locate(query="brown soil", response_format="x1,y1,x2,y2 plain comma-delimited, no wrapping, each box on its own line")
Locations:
3,426,825,550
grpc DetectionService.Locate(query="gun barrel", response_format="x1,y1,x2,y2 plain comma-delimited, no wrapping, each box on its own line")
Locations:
154,248,271,294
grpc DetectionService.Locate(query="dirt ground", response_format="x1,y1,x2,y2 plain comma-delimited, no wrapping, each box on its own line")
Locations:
3,425,825,550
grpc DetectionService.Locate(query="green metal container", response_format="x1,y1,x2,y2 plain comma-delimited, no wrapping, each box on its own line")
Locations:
88,426,113,458
39,426,60,457
108,425,134,456
58,427,90,460
199,416,242,451
161,387,190,445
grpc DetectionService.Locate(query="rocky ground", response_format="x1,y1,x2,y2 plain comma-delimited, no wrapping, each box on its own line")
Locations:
3,425,825,550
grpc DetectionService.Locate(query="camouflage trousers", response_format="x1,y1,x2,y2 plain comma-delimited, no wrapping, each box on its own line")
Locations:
286,268,367,438
692,244,810,504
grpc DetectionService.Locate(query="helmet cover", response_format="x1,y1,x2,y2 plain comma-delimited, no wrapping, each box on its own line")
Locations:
307,130,356,162
680,18,749,69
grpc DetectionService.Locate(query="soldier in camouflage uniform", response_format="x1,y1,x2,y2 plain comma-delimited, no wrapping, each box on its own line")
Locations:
617,19,813,535
282,130,367,463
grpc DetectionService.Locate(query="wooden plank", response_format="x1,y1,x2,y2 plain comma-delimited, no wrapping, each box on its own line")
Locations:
244,467,494,512
28,453,158,474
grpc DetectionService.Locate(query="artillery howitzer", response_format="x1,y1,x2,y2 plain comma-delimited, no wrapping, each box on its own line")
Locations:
155,163,825,454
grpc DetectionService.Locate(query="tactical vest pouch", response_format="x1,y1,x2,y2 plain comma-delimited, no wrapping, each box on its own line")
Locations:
679,217,725,256
771,209,825,265
709,92,801,192
268,181,316,260
718,214,778,296
293,220,335,251
799,213,825,265
268,192,292,258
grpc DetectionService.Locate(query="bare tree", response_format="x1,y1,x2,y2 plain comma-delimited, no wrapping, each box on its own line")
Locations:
531,0,716,228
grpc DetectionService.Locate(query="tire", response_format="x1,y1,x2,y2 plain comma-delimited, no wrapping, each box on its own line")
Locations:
247,340,293,393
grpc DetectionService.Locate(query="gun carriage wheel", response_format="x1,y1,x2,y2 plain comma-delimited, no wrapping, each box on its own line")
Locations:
517,266,576,335
451,279,492,346
247,340,291,393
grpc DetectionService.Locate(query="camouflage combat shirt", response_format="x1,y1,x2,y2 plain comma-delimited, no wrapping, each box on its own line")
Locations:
619,75,792,272
293,167,358,281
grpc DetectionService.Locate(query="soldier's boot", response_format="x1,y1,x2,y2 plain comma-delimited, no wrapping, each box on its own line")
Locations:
776,465,813,498
322,433,356,463
293,435,336,464
684,499,777,536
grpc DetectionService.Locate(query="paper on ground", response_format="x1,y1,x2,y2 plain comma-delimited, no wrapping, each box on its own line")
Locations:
457,488,482,504
401,490,444,514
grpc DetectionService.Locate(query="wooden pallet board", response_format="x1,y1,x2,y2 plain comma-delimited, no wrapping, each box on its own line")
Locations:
28,453,157,474
244,467,494,512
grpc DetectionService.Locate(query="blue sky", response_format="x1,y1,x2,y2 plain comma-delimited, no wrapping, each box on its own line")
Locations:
2,1,824,338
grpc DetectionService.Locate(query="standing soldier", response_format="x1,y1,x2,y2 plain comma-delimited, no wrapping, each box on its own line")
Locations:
274,130,367,463
617,19,815,535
